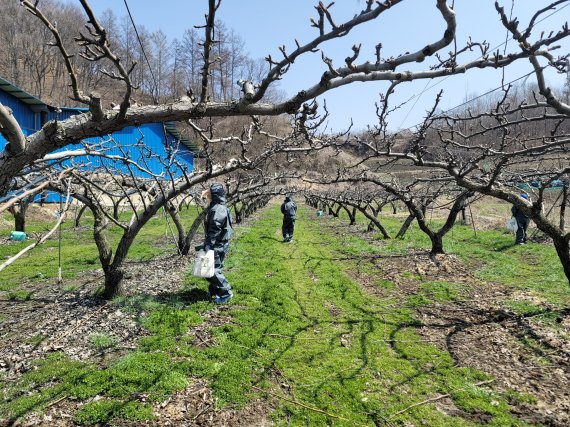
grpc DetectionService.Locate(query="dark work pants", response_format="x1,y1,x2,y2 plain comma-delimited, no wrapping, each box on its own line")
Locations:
515,216,530,244
206,243,232,297
282,217,296,241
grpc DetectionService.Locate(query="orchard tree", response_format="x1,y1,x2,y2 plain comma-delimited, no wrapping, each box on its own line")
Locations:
36,112,322,298
2,0,569,195
345,2,570,281
305,174,473,256
352,87,570,280
303,188,394,237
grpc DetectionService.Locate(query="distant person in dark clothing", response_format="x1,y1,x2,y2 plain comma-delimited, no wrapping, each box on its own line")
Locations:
202,183,234,303
511,192,531,245
281,194,297,242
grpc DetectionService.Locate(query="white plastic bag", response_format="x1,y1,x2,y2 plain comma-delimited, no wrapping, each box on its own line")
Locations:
506,217,518,232
192,249,215,278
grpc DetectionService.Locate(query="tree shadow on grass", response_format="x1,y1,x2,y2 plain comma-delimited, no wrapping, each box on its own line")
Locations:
302,251,429,266
157,287,211,305
493,242,517,252
385,304,570,401
260,235,282,242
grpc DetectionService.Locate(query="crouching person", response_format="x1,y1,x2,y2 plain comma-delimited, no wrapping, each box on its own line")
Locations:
202,183,234,304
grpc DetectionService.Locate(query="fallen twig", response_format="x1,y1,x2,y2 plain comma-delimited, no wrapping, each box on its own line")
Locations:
252,385,371,426
390,379,495,417
46,394,68,408
191,404,212,421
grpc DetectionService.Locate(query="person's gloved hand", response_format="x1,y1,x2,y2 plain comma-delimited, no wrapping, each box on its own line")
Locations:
195,244,204,252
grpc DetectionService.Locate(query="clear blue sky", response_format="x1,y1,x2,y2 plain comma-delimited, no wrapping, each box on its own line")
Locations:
61,0,569,132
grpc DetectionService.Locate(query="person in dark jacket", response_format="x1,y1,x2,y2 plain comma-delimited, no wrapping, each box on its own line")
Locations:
202,183,234,303
281,193,297,242
511,192,531,245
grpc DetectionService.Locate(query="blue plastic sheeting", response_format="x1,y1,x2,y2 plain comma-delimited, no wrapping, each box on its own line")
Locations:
32,192,73,204
1,76,198,204
517,180,568,190
49,122,194,177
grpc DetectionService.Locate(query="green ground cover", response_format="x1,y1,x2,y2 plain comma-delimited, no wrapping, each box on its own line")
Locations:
0,206,201,292
334,208,568,306
1,202,567,425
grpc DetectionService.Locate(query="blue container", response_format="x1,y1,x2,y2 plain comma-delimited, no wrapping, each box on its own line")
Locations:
10,231,27,241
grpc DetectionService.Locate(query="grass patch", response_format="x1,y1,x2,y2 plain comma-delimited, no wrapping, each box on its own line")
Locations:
7,290,33,301
376,278,396,290
419,281,467,303
0,206,200,290
176,204,529,425
2,202,564,425
74,399,153,425
504,299,544,316
503,389,538,406
0,351,190,423
402,271,422,280
88,333,118,352
343,211,568,308
445,226,568,305
26,334,47,347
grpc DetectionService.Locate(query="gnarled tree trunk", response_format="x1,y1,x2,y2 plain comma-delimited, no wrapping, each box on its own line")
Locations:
8,198,31,232
179,209,207,256
103,267,125,299
552,235,570,284
396,213,415,238
356,205,391,239
74,203,88,227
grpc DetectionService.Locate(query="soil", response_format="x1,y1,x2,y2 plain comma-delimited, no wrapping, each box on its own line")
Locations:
336,222,570,427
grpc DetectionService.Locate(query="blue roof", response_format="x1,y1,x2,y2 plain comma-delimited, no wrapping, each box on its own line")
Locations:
0,76,48,112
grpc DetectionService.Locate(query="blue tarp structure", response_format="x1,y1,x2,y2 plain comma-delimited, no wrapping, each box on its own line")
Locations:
0,76,201,203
